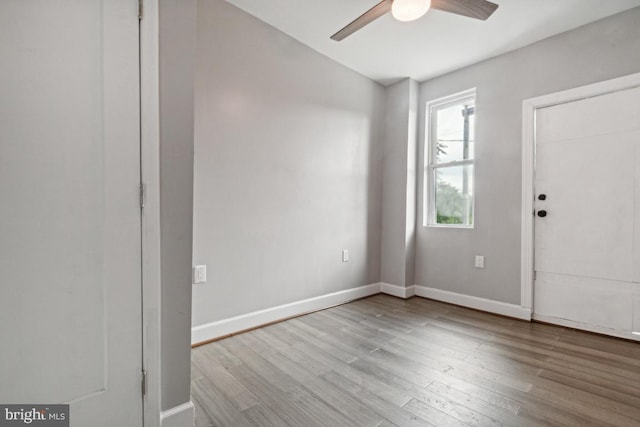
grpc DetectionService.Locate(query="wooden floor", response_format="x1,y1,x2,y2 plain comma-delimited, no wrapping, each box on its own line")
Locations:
191,294,640,426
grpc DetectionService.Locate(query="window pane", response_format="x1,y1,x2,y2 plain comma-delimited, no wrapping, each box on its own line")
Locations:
434,101,475,164
434,165,473,225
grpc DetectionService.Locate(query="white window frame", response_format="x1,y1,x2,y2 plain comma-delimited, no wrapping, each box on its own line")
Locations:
424,88,476,228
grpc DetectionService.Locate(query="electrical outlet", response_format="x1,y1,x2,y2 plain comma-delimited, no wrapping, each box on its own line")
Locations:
342,250,349,263
475,256,484,269
193,265,207,284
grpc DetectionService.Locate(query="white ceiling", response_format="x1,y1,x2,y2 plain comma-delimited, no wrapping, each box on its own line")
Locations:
224,0,640,85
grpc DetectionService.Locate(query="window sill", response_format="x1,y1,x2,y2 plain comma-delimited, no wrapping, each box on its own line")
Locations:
425,224,474,229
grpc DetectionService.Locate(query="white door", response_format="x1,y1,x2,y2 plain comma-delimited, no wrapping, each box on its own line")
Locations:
533,86,640,340
0,1,143,426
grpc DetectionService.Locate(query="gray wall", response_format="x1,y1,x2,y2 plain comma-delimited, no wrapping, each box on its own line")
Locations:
415,7,640,304
159,0,197,412
192,0,385,326
381,78,418,288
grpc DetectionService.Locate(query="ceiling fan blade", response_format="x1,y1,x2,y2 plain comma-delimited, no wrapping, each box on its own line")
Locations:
331,0,392,41
431,0,499,20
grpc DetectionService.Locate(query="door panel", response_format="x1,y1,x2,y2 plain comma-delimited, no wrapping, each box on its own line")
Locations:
0,1,142,426
534,131,637,282
534,272,634,331
536,86,640,143
635,141,640,284
534,86,640,338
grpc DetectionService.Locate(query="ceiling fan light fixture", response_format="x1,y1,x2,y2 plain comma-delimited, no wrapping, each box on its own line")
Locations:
391,0,431,22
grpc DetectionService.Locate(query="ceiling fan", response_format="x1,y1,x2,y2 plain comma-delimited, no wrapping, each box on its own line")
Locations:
331,0,499,41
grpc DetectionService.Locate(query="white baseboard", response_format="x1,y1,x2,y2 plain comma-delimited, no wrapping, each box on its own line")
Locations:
380,283,415,299
532,313,640,342
191,283,381,345
191,283,533,345
415,286,532,321
161,401,194,427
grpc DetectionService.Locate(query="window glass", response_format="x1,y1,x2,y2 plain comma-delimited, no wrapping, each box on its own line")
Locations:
426,89,476,227
434,165,474,225
435,102,475,164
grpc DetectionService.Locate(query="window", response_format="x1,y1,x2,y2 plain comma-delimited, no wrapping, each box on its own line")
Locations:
425,89,476,227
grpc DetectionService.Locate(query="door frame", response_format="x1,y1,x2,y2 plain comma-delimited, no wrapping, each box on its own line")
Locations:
140,1,162,426
520,72,640,314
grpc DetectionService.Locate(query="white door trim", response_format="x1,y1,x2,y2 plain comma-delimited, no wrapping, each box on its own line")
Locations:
140,1,162,426
520,72,640,312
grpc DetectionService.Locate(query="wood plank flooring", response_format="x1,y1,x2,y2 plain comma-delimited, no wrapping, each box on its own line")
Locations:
191,295,640,426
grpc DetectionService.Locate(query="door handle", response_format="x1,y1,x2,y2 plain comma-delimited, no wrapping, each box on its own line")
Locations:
537,210,547,218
